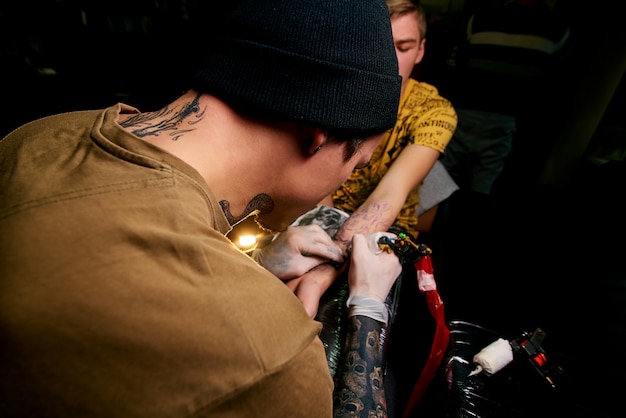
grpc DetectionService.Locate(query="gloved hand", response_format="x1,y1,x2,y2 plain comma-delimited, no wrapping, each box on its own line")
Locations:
252,224,346,280
346,233,402,324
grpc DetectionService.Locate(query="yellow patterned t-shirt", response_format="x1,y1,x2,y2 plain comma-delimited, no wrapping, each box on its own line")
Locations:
332,79,457,238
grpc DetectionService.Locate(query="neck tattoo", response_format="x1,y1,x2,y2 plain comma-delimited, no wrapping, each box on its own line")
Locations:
219,193,277,233
120,93,204,141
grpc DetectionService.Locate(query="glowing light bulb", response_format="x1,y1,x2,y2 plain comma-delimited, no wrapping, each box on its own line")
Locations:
237,234,258,251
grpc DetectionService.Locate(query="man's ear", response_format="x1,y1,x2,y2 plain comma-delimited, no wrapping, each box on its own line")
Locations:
308,128,328,155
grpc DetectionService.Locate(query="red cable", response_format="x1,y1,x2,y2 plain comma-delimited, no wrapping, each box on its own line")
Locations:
402,255,450,418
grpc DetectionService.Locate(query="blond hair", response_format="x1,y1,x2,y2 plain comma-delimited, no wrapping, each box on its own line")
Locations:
386,0,427,39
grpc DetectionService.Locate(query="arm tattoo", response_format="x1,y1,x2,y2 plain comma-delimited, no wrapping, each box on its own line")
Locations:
336,202,393,244
219,193,274,226
334,316,388,418
120,93,205,141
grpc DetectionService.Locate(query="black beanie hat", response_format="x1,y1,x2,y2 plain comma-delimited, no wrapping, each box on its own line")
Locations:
192,0,402,137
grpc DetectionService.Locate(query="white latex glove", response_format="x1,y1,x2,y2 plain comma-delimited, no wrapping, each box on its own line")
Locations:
253,225,345,280
347,233,402,303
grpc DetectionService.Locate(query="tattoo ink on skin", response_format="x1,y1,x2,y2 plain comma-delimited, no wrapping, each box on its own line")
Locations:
220,193,274,226
334,316,388,418
335,202,393,244
120,94,205,141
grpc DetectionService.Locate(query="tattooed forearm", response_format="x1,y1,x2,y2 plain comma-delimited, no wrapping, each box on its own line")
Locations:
120,93,205,140
334,316,388,418
335,202,393,244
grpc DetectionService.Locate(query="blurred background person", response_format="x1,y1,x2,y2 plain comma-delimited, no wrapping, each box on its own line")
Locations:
440,0,571,194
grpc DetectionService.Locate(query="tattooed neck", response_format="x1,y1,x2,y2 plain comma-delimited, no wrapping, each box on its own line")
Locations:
120,93,205,141
219,193,275,226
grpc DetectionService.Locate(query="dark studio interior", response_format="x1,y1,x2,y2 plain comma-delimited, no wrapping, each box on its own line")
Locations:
1,0,625,417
